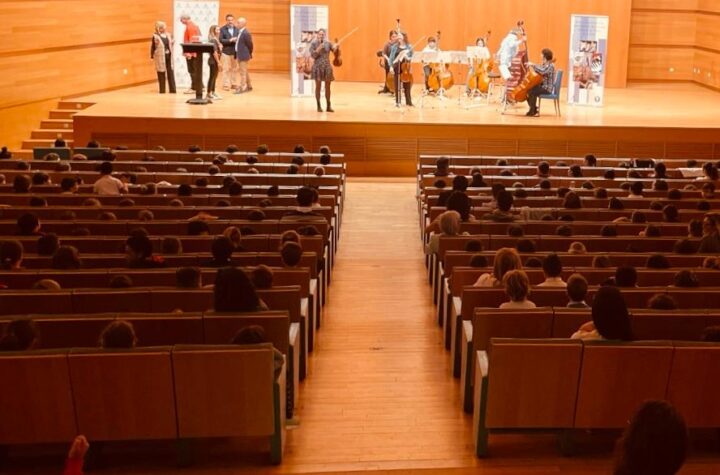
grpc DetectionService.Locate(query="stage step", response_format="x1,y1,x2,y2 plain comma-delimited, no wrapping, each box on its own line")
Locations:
48,109,79,120
22,138,74,150
57,100,94,111
31,129,74,140
40,119,73,129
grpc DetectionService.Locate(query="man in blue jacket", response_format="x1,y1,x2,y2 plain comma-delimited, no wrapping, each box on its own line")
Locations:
234,17,254,94
218,13,239,91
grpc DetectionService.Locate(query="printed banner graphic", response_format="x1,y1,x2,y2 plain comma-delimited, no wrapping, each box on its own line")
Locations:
568,14,609,107
290,4,329,97
173,0,220,89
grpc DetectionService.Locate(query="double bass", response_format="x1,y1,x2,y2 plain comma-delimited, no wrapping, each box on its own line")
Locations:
467,30,493,93
508,20,543,103
427,31,454,92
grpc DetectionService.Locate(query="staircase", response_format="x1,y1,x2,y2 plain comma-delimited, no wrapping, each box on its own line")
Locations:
16,100,95,159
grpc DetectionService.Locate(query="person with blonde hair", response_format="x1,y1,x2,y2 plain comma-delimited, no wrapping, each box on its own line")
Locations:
222,226,245,251
425,210,462,255
474,247,522,287
500,270,536,309
151,21,176,93
568,241,587,254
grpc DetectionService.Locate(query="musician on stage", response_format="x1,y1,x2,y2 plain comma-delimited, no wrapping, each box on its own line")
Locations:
310,29,338,113
497,28,525,81
421,36,438,92
465,37,491,95
388,33,414,107
378,30,399,94
526,48,555,117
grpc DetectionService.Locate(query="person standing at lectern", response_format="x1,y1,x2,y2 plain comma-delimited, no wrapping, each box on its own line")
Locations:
150,21,176,94
219,13,239,91
180,14,202,95
234,17,254,94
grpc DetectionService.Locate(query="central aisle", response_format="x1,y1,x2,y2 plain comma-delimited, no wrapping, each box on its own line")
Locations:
283,179,474,472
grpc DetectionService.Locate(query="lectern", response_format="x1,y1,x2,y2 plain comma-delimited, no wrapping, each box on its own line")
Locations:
181,42,216,105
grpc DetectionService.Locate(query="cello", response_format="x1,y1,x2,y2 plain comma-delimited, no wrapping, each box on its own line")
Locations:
508,20,544,103
467,30,493,93
427,31,454,92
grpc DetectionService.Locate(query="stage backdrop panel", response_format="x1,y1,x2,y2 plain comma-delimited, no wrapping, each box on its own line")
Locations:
568,15,609,107
173,0,220,89
290,4,329,96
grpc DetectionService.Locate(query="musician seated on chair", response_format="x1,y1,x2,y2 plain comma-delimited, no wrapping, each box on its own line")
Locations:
526,48,555,117
421,37,439,92
466,37,491,94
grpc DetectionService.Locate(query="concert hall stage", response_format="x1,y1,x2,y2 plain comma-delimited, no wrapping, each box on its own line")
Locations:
72,73,720,176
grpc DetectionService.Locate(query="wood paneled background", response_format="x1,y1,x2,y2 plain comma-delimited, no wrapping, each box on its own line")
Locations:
629,0,720,89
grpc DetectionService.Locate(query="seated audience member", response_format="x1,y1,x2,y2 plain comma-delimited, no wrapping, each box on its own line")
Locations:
653,161,668,179
93,161,128,195
615,265,638,287
231,325,283,379
592,255,612,268
538,179,551,190
673,270,699,287
17,213,41,236
687,219,703,238
205,235,234,267
223,226,246,251
0,239,24,271
469,254,488,268
426,210,463,254
247,210,265,222
0,146,11,159
594,188,608,199
516,239,536,253
0,319,39,351
702,182,715,199
646,254,670,269
251,265,274,289
572,285,633,341
538,253,566,287
568,241,586,254
562,191,582,209
584,154,597,167
555,225,572,237
482,190,515,222
99,320,137,349
32,172,50,186
648,293,677,310
608,197,624,210
568,164,582,178
600,225,617,237
60,177,79,194
214,267,268,312
628,181,643,198
108,275,133,288
28,196,46,208
161,236,183,255
470,172,487,188
137,209,154,222
474,247,522,287
566,274,589,308
702,161,719,181
698,214,720,253
701,325,720,342
98,211,117,221
499,270,536,309
613,400,687,475
176,267,202,288
663,204,679,222
51,245,81,270
524,257,542,268
283,186,326,221
36,233,60,256
434,157,450,177
673,238,696,254
438,175,469,207
641,225,661,238
280,242,303,268
536,161,550,178
125,235,164,268
177,184,192,197
187,220,210,236
465,240,483,252
630,211,647,224
13,174,31,193
83,198,101,208
508,224,524,237
654,179,668,191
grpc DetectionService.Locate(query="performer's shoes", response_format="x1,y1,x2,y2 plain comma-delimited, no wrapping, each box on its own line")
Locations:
532,111,540,117
378,88,390,94
246,87,253,92
326,102,334,113
317,100,323,112
234,89,244,95
526,108,536,116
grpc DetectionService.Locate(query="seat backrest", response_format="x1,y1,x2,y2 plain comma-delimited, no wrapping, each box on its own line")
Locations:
666,342,720,427
0,350,77,444
172,344,275,437
484,339,582,428
472,308,554,351
203,311,290,354
68,347,177,441
630,310,710,341
552,70,563,95
574,341,673,429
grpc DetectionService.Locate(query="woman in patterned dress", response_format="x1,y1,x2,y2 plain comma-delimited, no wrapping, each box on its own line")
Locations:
310,29,338,112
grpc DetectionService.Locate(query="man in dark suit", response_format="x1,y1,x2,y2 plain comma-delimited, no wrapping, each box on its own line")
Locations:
234,17,254,94
218,13,239,91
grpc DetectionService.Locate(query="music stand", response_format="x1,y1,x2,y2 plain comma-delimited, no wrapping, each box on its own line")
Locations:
412,51,439,108
181,43,215,105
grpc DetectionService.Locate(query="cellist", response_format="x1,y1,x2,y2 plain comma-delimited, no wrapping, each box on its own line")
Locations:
388,32,414,107
466,37,491,95
421,36,439,92
525,48,555,117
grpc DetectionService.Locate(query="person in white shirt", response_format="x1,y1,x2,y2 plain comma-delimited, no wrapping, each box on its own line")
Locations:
497,28,524,80
93,161,128,196
537,253,566,287
499,269,536,309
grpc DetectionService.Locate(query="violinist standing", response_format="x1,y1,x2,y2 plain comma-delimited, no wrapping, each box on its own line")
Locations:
526,48,555,117
389,33,414,107
310,28,337,112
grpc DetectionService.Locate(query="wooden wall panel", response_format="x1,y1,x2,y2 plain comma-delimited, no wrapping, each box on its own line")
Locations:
630,12,697,46
694,49,720,89
567,141,618,158
695,13,720,51
628,46,695,80
698,0,720,12
665,142,715,159
303,0,631,87
632,0,697,9
617,141,666,158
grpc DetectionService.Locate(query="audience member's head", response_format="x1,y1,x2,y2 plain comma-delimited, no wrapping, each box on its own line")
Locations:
615,265,638,287
507,224,524,237
568,241,587,255
251,265,274,290
0,319,39,351
524,257,543,268
542,253,563,278
592,285,633,341
556,225,572,237
187,220,210,236
593,255,612,268
646,254,670,269
161,236,182,255
214,267,262,312
176,266,202,288
51,245,81,270
16,213,40,236
99,320,137,349
600,224,617,237
701,326,720,342
502,270,531,304
492,248,523,282
673,270,699,288
516,239,536,253
584,154,597,167
280,242,303,267
465,239,483,252
648,293,677,310
438,210,461,236
108,274,133,288
608,197,624,210
566,274,588,304
13,174,31,193
469,254,488,268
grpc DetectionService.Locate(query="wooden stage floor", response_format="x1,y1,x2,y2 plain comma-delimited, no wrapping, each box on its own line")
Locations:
73,74,720,175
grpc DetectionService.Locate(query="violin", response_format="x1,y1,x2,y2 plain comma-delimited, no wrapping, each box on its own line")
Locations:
427,31,454,91
332,37,342,67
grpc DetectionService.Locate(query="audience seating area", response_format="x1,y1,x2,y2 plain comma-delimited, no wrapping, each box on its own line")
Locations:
417,153,720,457
0,146,346,465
